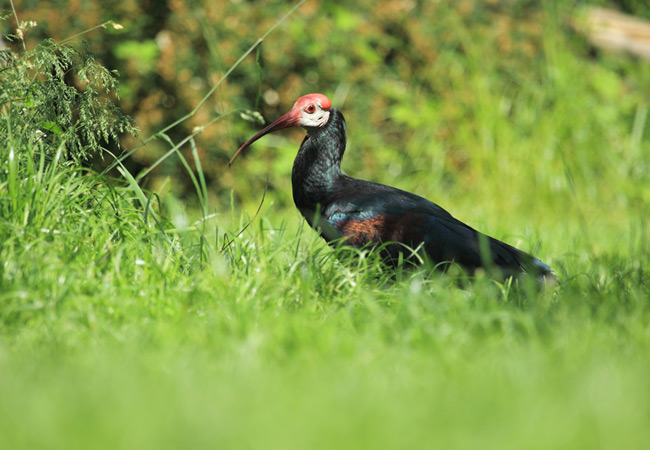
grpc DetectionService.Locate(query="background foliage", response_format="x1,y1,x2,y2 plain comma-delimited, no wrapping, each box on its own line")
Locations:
11,0,650,217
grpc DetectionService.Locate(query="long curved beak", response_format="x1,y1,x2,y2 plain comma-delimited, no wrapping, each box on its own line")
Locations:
229,107,300,166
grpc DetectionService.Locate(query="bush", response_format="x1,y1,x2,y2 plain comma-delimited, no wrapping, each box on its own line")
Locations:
0,24,136,164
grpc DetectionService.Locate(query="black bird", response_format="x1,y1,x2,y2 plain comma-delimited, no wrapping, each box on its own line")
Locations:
231,93,554,280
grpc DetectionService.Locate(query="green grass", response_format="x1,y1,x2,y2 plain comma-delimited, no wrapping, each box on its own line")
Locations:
2,3,650,449
1,152,648,448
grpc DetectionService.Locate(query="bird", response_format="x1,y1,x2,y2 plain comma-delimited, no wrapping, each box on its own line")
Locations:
230,93,554,281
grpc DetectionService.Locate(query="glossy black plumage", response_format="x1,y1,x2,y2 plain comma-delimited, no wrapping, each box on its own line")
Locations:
291,108,552,278
232,94,553,279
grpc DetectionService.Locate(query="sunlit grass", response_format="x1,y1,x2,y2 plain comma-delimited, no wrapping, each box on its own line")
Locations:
2,2,650,449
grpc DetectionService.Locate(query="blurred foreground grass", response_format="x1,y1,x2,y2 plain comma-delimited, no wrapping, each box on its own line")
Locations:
1,216,649,448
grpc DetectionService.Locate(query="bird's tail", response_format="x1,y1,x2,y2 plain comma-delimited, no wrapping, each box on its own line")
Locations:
487,236,557,284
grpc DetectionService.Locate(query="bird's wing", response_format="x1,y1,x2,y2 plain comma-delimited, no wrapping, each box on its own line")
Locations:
318,179,550,275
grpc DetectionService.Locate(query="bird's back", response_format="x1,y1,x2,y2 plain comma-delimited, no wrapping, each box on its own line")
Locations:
312,176,552,278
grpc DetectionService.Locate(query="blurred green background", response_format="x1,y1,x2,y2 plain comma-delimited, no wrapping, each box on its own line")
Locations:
11,0,650,239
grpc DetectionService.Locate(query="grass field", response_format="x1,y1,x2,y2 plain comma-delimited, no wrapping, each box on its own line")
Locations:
2,2,650,449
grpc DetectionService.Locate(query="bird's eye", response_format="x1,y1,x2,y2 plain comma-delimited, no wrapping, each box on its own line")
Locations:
305,104,316,114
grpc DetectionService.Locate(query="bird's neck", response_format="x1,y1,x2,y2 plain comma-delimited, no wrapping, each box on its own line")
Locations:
291,108,347,212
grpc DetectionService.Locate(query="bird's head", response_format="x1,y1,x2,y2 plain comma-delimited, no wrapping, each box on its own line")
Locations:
229,93,332,166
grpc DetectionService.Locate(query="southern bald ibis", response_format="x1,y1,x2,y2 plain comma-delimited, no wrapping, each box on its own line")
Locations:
230,93,554,280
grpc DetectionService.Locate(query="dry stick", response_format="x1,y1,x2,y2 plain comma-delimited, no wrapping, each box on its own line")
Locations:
102,0,308,176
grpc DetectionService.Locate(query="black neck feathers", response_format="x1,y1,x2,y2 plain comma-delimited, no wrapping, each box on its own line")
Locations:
291,108,347,211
